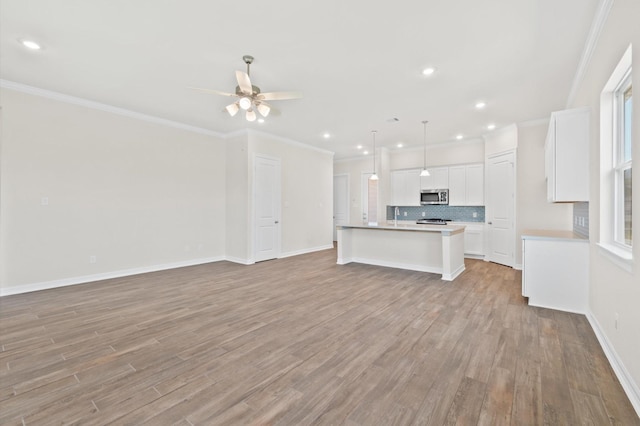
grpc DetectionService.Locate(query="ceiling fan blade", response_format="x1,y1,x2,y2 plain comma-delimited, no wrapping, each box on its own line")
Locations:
235,70,253,95
226,102,240,117
256,103,270,117
258,91,302,101
246,109,257,122
188,86,238,97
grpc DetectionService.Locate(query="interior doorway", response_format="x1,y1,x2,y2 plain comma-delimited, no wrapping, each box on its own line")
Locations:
486,150,516,267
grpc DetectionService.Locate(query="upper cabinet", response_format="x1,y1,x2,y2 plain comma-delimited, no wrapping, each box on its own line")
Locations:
449,163,484,206
390,169,421,206
545,107,590,202
420,167,449,190
390,164,484,207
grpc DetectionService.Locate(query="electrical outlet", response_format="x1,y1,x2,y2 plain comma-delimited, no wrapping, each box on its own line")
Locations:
41,197,49,206
422,212,426,217
614,312,619,330
89,255,96,264
472,212,478,218
403,211,407,217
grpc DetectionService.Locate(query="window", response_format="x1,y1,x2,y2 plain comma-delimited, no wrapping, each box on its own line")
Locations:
599,44,633,268
614,77,632,247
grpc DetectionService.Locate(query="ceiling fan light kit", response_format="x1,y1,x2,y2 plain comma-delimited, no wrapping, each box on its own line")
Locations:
191,55,301,122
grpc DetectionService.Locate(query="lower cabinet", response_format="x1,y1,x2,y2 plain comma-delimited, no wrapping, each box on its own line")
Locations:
460,223,484,258
521,232,588,313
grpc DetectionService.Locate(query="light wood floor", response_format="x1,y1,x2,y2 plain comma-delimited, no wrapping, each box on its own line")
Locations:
1,249,638,425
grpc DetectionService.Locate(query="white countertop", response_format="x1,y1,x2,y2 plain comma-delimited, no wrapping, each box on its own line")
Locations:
339,222,466,234
521,229,588,242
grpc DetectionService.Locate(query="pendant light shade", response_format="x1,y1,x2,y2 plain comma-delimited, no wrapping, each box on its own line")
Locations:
226,102,240,117
369,130,379,180
420,120,431,177
256,103,270,117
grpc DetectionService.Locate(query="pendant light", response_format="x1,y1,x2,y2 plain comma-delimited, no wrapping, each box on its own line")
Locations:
369,130,379,180
419,120,431,177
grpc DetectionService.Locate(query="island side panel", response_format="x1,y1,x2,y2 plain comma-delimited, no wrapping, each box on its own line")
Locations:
441,229,466,281
349,228,443,274
336,227,353,265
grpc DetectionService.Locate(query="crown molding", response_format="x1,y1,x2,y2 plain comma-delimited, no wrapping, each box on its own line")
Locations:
1,79,226,138
565,0,614,108
247,128,335,156
1,80,336,156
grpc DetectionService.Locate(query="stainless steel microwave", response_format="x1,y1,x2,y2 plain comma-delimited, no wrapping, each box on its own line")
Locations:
420,189,449,205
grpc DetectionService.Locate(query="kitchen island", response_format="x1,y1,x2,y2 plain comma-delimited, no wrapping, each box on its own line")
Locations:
336,222,466,281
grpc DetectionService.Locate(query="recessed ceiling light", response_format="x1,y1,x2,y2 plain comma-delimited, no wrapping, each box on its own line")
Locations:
257,118,265,123
323,132,331,139
475,101,486,109
397,143,403,148
357,145,363,149
487,123,496,130
363,150,369,155
456,134,463,140
422,67,436,76
20,39,41,50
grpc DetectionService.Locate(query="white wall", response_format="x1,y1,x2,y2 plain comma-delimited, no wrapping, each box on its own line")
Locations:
515,121,573,265
225,132,250,263
391,139,485,169
569,0,640,410
248,131,334,258
0,88,227,294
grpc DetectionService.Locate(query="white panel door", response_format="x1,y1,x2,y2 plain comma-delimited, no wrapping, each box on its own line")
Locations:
333,174,349,241
486,151,515,267
254,155,281,262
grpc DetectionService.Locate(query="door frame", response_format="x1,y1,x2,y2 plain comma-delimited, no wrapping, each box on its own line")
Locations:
252,153,281,262
333,173,350,241
485,149,517,267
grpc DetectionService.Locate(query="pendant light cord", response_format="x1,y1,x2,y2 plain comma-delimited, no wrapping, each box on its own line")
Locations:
422,120,428,169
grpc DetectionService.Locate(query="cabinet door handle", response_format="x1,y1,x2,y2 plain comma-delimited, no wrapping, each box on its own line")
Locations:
488,221,493,225
275,220,279,224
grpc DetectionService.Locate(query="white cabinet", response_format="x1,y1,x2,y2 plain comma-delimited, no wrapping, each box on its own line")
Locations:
545,107,589,202
448,166,466,206
465,164,484,205
420,167,448,190
461,223,484,257
448,164,484,206
521,232,588,313
390,169,421,206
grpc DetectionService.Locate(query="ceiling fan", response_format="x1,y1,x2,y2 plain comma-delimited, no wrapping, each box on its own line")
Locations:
190,55,302,122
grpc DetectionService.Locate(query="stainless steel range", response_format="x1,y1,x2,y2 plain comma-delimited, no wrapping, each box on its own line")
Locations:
416,218,450,225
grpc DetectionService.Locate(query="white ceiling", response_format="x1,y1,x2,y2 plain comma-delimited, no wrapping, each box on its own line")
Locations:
0,0,599,159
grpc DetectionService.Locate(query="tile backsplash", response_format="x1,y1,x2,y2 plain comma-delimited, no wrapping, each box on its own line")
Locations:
386,205,485,222
573,202,589,238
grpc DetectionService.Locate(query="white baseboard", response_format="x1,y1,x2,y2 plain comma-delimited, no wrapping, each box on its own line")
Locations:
513,263,523,270
0,256,224,297
587,311,640,417
224,256,255,265
279,244,334,259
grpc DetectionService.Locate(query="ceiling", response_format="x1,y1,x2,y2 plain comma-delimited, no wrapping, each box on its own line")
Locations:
0,0,600,159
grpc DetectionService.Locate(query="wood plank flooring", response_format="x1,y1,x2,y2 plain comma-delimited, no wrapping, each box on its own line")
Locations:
1,248,638,425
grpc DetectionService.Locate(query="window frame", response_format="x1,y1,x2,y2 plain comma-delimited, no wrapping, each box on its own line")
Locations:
598,44,633,271
613,72,632,249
